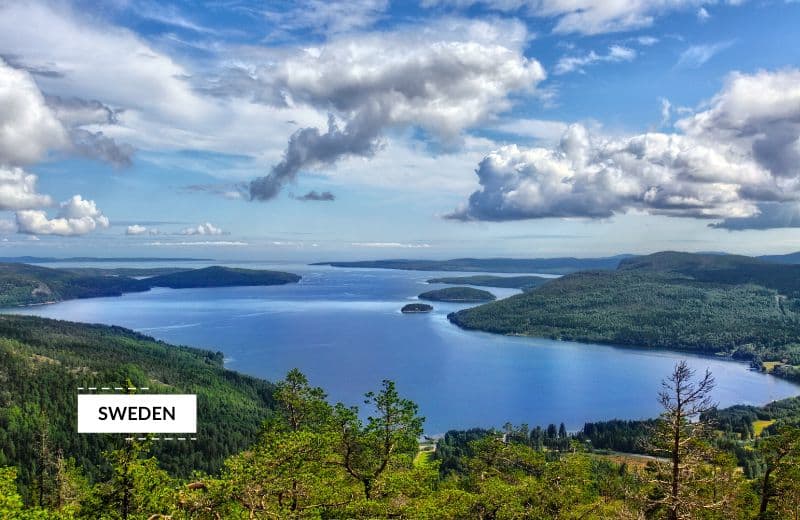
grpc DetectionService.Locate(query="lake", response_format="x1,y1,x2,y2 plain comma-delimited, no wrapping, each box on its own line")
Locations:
11,262,800,434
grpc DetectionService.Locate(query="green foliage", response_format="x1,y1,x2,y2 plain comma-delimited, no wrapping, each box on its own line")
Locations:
0,366,799,519
400,303,432,313
0,315,275,501
418,287,496,303
146,266,300,289
450,253,800,369
0,263,300,307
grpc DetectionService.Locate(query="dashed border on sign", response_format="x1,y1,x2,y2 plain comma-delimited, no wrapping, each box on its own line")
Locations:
124,437,197,442
77,386,150,391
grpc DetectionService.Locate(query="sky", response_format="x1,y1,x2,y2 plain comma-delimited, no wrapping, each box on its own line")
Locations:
0,0,799,261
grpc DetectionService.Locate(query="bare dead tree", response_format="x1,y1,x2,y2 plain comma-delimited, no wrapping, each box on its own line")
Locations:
649,361,717,520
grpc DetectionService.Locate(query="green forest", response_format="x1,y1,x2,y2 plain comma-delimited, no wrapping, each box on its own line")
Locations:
0,316,799,518
418,287,496,303
426,275,549,291
0,264,301,307
449,252,800,382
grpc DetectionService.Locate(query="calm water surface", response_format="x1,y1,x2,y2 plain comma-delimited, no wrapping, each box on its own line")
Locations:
11,262,800,433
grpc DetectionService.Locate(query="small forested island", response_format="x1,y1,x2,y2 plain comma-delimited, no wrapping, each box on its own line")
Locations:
1,316,799,519
401,303,433,313
448,251,800,383
419,286,496,302
427,275,549,291
0,263,301,306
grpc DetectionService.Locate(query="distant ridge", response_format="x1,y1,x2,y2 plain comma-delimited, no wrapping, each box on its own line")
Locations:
758,251,800,264
0,256,213,263
313,255,633,274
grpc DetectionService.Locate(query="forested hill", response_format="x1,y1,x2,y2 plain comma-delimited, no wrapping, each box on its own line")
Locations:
313,255,631,274
0,315,275,500
0,263,301,306
147,265,300,288
448,251,800,379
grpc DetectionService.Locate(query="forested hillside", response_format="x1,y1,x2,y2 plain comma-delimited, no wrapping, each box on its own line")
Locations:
0,315,275,502
2,358,799,519
449,252,800,379
0,263,300,307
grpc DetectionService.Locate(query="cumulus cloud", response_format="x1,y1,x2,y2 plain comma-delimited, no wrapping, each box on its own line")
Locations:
0,167,54,210
179,222,225,235
710,203,800,230
555,45,636,75
69,129,135,167
697,7,711,21
0,59,66,165
295,190,336,201
125,224,160,235
16,195,109,236
246,19,545,200
450,68,800,228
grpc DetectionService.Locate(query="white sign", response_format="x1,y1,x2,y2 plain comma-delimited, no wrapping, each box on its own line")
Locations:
78,394,196,433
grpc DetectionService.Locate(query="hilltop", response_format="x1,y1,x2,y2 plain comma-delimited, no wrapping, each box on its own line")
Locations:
0,263,301,307
449,251,800,381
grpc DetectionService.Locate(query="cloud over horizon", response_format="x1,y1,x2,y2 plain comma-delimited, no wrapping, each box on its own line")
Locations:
450,69,800,229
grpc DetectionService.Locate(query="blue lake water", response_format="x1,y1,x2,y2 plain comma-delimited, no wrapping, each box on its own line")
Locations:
10,262,800,434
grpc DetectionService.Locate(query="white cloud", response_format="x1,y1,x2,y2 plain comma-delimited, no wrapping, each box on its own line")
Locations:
555,45,636,75
146,240,247,246
241,18,545,199
494,118,569,143
422,1,742,35
451,68,800,228
697,7,711,21
179,222,225,235
16,195,109,236
0,167,54,210
0,59,66,165
351,242,432,248
637,36,659,46
660,97,672,127
263,0,389,37
126,224,148,235
677,41,734,68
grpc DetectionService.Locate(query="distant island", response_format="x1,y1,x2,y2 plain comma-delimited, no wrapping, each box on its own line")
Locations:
0,256,212,263
419,286,496,303
448,251,800,384
313,255,631,274
147,265,301,289
401,303,433,313
427,275,550,291
0,263,301,307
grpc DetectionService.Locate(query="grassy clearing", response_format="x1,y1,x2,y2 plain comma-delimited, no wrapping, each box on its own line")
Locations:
753,420,776,436
762,361,783,372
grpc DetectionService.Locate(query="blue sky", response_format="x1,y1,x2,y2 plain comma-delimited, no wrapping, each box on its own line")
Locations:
0,0,799,260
